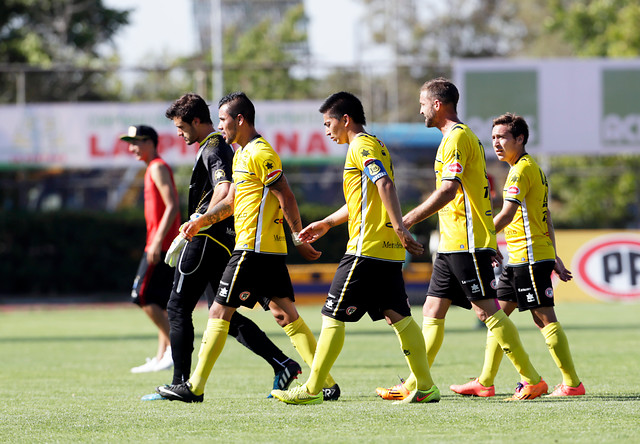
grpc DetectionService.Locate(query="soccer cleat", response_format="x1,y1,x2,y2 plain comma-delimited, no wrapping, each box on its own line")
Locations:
376,379,410,401
504,378,548,401
450,378,495,397
393,385,441,404
130,357,158,373
546,382,586,397
267,360,302,398
156,382,203,403
322,384,340,401
270,385,323,405
141,392,168,401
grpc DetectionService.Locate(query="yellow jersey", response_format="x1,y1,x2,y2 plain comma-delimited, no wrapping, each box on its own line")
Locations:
232,136,287,254
502,154,555,265
435,124,496,253
343,133,404,262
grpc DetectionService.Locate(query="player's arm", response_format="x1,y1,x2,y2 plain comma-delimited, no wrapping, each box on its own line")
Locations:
180,183,235,240
376,176,424,256
546,209,572,282
148,162,180,264
403,179,458,229
269,175,322,261
493,200,519,233
299,204,348,244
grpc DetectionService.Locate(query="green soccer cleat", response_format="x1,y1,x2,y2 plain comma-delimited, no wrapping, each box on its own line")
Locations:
393,385,441,404
270,385,323,405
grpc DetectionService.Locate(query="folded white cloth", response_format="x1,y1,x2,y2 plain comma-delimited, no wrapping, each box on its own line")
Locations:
165,235,188,267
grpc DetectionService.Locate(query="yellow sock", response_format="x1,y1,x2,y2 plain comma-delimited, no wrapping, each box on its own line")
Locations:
541,322,580,387
189,318,229,395
305,316,345,395
484,310,540,385
423,317,445,367
478,328,503,387
283,317,336,388
401,317,444,391
392,317,434,390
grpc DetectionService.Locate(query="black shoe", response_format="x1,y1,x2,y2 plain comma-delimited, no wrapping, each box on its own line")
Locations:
268,360,302,398
323,384,340,401
156,382,203,403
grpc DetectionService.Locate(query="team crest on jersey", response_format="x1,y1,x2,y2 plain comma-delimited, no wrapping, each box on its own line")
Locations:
545,287,554,298
360,149,370,157
507,186,520,195
239,291,251,301
263,159,275,170
447,162,463,173
215,169,226,180
367,163,381,176
346,306,357,315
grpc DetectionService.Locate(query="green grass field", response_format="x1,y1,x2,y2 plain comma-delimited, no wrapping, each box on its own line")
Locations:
1,301,638,443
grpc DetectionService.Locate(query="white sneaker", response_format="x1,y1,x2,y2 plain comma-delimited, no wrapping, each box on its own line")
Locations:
154,347,173,371
130,357,158,373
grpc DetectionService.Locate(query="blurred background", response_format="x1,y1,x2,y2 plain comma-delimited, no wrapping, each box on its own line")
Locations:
1,0,639,304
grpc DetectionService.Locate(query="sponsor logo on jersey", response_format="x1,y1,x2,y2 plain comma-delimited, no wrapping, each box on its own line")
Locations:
447,162,463,174
573,234,640,302
266,169,282,181
239,291,251,301
383,241,403,248
507,186,520,195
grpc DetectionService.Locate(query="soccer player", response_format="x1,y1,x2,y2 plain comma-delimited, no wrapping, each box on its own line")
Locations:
450,113,585,397
376,78,548,401
142,93,303,400
122,125,179,373
271,91,438,405
157,92,339,403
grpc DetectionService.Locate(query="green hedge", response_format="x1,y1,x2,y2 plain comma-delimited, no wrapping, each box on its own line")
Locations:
0,206,435,297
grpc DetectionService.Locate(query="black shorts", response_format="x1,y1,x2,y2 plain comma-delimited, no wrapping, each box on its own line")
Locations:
131,252,174,309
321,254,411,322
171,234,232,309
214,250,295,310
497,261,556,311
427,251,498,310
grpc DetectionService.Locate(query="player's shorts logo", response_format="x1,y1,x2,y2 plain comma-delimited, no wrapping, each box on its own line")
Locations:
346,306,357,315
545,287,554,298
490,279,497,290
239,291,251,301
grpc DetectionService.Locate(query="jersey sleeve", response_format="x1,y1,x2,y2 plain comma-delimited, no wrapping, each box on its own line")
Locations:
201,139,233,188
251,140,283,186
504,163,529,205
350,136,388,183
440,128,465,182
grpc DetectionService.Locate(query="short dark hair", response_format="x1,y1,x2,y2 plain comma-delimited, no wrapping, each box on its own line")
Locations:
421,77,459,112
165,93,212,124
319,91,366,125
218,91,255,126
492,112,529,146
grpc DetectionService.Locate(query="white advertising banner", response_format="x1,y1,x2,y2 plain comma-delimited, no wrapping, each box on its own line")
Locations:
0,101,344,168
454,58,640,155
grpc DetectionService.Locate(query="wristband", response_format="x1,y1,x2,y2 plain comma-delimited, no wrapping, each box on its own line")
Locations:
291,232,303,246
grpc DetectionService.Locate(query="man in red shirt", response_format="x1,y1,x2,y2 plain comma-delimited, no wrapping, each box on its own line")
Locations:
122,125,180,373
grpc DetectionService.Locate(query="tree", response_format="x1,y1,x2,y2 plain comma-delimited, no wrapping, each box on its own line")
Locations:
221,4,314,99
549,155,640,229
0,0,130,102
547,0,640,57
